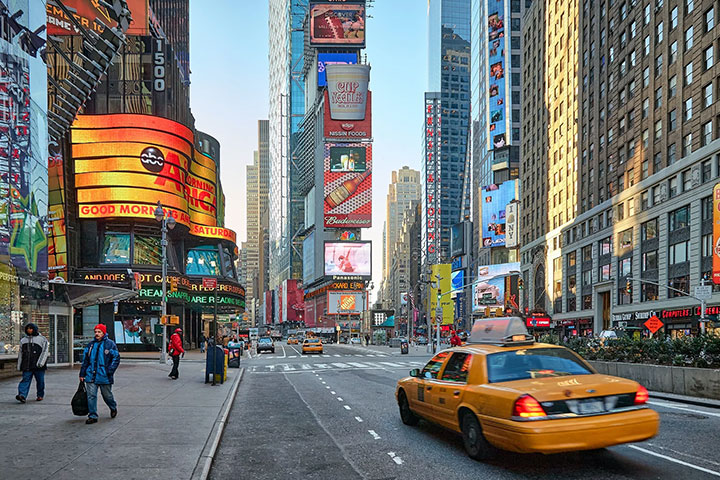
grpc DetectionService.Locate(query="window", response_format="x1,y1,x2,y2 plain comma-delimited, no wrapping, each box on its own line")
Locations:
669,241,689,264
703,121,713,146
600,236,612,255
583,294,592,309
619,257,632,277
682,133,693,156
671,6,678,28
705,46,715,70
669,177,678,197
655,120,662,140
703,160,712,182
599,263,611,281
645,4,651,24
653,184,662,203
619,228,633,253
685,25,694,51
682,169,693,190
642,190,649,209
656,21,664,44
582,245,592,262
669,206,690,230
706,8,715,32
486,349,593,384
133,236,161,265
655,87,663,108
642,160,649,179
668,75,677,98
644,35,650,56
684,97,693,120
101,233,130,264
642,283,659,301
668,109,677,131
669,275,690,298
642,129,649,148
686,0,694,14
643,250,658,270
642,219,658,240
186,246,221,276
668,142,677,164
702,233,713,257
704,83,714,107
441,353,471,382
655,54,663,76
685,62,693,85
421,352,450,379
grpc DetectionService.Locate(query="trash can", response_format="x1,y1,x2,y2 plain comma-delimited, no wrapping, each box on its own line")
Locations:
227,346,241,368
205,345,227,384
400,341,409,354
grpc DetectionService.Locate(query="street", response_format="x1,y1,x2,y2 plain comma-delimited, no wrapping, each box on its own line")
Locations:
211,343,720,480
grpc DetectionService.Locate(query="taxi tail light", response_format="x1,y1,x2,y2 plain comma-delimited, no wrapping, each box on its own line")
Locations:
634,385,649,405
512,394,547,419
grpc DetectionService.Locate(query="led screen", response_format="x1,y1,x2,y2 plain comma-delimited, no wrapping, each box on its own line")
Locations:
318,52,358,87
324,242,371,278
481,180,516,248
310,4,365,46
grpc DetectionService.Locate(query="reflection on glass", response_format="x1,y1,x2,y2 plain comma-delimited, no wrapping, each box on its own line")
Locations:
102,233,130,264
186,246,221,276
134,236,161,265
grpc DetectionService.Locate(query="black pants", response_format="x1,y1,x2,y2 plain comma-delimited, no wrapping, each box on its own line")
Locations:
170,354,180,378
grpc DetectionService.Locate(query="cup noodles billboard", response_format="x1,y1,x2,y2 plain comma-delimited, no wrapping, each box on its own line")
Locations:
324,143,372,228
324,242,372,279
318,52,358,87
326,64,370,120
324,90,372,140
327,291,366,314
310,3,366,47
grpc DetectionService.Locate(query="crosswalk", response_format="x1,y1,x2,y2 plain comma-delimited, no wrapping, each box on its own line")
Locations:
256,353,390,359
246,359,425,374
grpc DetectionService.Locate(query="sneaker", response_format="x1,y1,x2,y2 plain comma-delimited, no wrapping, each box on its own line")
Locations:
110,409,117,418
15,395,25,403
36,397,43,402
85,418,98,424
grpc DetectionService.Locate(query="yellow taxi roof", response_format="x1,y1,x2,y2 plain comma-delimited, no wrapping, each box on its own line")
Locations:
445,342,565,357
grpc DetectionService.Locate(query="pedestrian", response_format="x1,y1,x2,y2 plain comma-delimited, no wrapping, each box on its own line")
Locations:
450,330,462,347
199,333,206,353
79,324,120,424
16,323,50,403
168,327,185,379
365,334,370,346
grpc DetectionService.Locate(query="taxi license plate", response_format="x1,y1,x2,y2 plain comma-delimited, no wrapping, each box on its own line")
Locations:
577,399,605,414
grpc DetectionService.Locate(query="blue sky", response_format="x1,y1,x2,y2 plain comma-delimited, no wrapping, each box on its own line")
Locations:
190,1,428,293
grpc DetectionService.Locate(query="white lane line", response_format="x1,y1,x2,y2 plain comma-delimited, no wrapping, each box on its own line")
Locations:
287,355,297,358
301,364,312,370
280,345,287,358
648,400,720,418
368,430,381,440
344,405,352,410
337,397,344,401
331,391,336,394
379,361,403,368
333,354,341,357
282,364,296,371
387,452,403,465
627,445,720,477
332,362,351,368
365,354,375,357
355,416,363,423
322,381,327,384
326,386,330,389
315,374,319,376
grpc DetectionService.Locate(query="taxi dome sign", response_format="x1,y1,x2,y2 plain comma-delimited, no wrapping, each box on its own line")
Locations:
469,317,534,346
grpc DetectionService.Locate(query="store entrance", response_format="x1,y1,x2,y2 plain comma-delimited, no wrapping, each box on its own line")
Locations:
47,307,71,365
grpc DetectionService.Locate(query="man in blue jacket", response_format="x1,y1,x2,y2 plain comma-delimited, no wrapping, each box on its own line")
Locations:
79,324,120,424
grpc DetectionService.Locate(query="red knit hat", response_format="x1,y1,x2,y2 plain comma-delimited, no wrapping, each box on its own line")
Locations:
94,324,107,334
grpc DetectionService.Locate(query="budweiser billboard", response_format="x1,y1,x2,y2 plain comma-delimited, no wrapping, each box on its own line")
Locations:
324,143,372,228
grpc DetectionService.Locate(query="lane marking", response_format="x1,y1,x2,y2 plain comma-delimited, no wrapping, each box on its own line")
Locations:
331,391,336,394
282,364,296,371
301,364,312,370
337,397,344,401
368,430,381,440
648,400,720,418
644,443,720,468
387,452,404,465
326,386,330,389
334,354,341,357
379,361,403,368
344,405,352,410
280,345,287,358
322,381,326,384
627,445,720,477
355,416,363,423
331,362,352,368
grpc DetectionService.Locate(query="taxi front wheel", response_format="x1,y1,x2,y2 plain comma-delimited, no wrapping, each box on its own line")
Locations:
398,390,419,426
461,412,496,461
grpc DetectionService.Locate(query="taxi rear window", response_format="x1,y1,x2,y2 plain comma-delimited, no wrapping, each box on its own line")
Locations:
486,348,593,383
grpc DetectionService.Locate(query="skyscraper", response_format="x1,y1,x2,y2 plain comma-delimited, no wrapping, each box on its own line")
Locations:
384,167,421,278
245,120,270,308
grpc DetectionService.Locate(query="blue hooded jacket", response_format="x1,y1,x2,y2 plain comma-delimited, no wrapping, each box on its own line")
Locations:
79,336,120,384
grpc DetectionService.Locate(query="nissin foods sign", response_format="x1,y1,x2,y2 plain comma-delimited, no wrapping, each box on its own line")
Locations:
71,114,236,243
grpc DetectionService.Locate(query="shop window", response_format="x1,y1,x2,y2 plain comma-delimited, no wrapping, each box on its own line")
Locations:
102,233,130,264
643,218,658,240
668,275,690,298
186,246,221,276
701,271,720,292
641,283,659,301
133,236,161,265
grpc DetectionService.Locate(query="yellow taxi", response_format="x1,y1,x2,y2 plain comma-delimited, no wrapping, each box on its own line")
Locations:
287,336,299,345
395,317,659,460
302,337,323,355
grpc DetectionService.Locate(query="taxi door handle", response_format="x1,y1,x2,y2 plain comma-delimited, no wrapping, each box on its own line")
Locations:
453,390,461,396
426,386,432,391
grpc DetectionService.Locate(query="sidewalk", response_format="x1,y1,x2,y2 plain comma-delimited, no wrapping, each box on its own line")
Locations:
0,357,242,480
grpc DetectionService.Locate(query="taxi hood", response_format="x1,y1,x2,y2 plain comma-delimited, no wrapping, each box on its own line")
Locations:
491,374,640,402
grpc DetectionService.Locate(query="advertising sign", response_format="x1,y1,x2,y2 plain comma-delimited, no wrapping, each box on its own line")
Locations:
310,3,365,47
327,291,366,314
451,270,464,293
506,201,519,248
324,241,371,279
48,141,66,280
71,114,236,244
713,183,720,284
324,90,372,139
481,180,516,248
487,0,508,150
326,64,370,120
324,142,372,228
47,0,150,36
472,262,520,311
526,314,551,328
423,93,441,263
450,223,464,258
303,231,316,285
428,264,454,325
318,53,358,87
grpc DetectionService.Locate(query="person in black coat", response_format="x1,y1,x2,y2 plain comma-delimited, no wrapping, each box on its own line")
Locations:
16,323,50,403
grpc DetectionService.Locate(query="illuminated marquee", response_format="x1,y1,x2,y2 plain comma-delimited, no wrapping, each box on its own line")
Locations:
71,114,236,244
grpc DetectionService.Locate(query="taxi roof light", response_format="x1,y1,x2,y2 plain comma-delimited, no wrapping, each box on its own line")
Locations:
512,394,547,419
468,317,535,346
634,385,649,405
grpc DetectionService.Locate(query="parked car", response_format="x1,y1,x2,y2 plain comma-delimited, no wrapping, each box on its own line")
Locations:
256,337,275,354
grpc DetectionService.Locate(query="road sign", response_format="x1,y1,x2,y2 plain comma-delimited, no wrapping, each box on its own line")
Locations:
644,315,664,334
694,285,712,300
203,278,217,289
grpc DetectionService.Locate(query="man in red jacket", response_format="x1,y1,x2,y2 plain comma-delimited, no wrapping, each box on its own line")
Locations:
450,331,462,347
168,328,185,380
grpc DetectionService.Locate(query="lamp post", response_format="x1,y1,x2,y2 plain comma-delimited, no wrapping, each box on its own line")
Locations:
155,201,176,363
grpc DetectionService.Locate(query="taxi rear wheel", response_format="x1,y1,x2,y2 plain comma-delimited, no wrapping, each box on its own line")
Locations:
398,390,419,426
461,412,495,461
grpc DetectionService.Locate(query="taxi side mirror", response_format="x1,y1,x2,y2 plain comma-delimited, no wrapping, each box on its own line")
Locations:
409,368,420,377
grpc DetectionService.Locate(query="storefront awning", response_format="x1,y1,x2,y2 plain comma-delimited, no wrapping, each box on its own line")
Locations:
50,280,138,308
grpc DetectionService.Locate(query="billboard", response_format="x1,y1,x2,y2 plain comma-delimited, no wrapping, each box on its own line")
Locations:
423,93,442,263
324,241,371,279
488,0,508,149
506,201,519,248
481,180,516,248
48,141,66,280
318,53,358,87
428,264,454,325
324,143,372,228
451,270,464,293
714,183,720,284
472,262,520,311
324,90,372,139
327,291,366,314
303,231,315,285
71,114,236,243
310,3,365,47
326,64,370,120
46,0,150,36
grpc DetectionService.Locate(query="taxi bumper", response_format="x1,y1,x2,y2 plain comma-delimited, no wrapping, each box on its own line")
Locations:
303,346,323,353
480,407,659,454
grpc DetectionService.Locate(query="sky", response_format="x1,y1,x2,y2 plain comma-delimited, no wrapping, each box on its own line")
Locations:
190,1,428,297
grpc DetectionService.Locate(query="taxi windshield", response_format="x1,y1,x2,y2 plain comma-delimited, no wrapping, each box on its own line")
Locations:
486,348,593,383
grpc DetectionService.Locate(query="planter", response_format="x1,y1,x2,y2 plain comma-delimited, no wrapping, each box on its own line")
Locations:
590,361,720,400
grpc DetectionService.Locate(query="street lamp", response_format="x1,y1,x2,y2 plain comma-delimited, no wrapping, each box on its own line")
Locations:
155,201,176,363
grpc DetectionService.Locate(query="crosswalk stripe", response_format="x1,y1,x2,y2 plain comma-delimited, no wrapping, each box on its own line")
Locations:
346,362,372,368
333,354,341,357
301,364,313,370
331,362,351,368
379,362,403,368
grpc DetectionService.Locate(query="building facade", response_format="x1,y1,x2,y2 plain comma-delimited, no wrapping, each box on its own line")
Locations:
383,167,421,280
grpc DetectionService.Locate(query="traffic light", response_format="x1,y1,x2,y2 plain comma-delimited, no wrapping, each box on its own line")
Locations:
518,278,524,290
170,277,178,293
625,280,632,295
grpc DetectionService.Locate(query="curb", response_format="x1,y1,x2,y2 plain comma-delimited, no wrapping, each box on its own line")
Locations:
191,367,245,480
649,391,720,409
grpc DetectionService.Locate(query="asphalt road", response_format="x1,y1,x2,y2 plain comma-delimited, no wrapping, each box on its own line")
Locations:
210,343,720,480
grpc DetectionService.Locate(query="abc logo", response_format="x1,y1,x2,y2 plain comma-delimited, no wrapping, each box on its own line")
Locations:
140,147,165,173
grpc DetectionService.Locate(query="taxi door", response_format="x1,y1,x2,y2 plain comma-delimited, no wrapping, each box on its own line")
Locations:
409,352,450,418
430,352,473,429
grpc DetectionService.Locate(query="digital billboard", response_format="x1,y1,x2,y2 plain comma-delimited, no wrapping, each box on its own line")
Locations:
46,0,150,36
48,141,66,280
327,291,366,314
310,3,365,47
451,270,464,293
71,114,236,244
326,64,370,121
472,262,520,311
481,180,516,248
488,0,508,150
324,90,372,140
324,142,372,228
428,264,454,325
506,201,519,248
318,53,358,87
714,183,720,284
324,241,371,278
